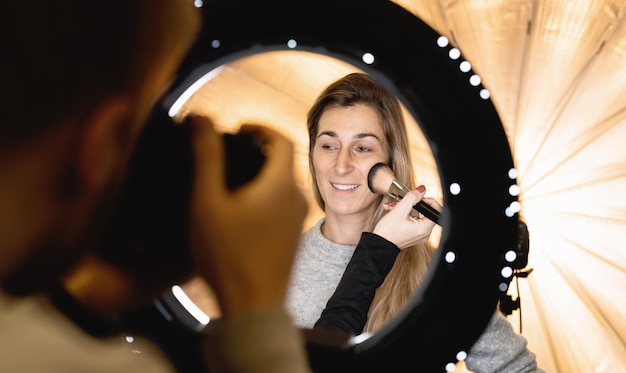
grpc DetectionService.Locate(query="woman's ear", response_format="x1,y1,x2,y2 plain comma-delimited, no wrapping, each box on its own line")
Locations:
76,96,133,199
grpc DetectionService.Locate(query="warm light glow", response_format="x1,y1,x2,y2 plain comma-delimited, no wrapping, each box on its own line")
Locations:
168,66,224,118
175,50,443,233
171,285,210,326
168,1,626,371
392,1,626,372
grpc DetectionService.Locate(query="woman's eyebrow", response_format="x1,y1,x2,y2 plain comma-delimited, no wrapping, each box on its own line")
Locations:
317,130,337,139
355,132,381,141
317,131,381,141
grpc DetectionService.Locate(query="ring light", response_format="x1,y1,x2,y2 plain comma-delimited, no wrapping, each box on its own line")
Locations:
158,0,520,371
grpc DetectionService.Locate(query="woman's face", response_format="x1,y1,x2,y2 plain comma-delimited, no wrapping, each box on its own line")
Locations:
312,104,389,219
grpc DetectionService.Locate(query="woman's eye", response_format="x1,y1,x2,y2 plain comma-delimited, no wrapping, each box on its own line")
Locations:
321,143,338,150
355,146,372,153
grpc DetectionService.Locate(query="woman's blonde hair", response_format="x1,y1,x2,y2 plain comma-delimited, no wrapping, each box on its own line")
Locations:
307,72,434,332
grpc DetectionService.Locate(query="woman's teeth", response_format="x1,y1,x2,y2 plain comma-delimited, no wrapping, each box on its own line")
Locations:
332,183,358,190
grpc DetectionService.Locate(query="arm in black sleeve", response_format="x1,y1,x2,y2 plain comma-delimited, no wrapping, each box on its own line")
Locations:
314,232,400,334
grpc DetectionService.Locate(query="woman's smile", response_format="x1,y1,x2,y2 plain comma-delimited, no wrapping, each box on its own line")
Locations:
331,182,360,191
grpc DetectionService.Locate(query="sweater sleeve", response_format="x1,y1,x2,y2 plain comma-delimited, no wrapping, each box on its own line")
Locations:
464,311,544,373
203,308,312,373
313,232,400,334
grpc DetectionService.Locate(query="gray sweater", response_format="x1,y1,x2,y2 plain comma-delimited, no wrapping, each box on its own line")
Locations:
286,219,544,373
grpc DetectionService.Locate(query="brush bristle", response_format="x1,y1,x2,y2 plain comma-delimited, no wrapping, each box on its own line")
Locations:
367,162,395,195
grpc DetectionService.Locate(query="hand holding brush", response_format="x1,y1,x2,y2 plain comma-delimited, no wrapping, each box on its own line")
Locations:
367,162,441,225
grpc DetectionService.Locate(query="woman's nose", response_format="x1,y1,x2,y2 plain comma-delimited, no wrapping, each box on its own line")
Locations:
334,148,354,174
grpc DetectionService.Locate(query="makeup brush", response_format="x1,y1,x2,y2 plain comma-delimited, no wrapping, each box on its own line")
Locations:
367,162,441,225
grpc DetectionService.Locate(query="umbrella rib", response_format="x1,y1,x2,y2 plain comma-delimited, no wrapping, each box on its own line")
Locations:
543,248,626,352
521,107,626,193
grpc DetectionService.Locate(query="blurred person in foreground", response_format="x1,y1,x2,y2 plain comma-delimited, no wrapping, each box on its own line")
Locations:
0,1,310,372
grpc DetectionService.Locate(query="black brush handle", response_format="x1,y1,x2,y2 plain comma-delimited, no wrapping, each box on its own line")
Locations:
413,200,440,225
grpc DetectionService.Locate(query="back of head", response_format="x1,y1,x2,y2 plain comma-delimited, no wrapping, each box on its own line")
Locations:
0,0,200,295
0,0,184,147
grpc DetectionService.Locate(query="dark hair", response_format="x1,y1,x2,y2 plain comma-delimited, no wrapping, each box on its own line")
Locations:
0,1,161,145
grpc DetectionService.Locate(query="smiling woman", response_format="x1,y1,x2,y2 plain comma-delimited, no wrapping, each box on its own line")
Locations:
152,0,521,372
171,50,441,235
173,49,444,321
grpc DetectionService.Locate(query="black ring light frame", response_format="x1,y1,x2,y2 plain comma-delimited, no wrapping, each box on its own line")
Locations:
158,0,521,372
